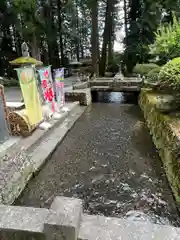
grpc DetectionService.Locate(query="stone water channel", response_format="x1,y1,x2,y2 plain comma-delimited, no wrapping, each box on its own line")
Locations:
16,92,180,226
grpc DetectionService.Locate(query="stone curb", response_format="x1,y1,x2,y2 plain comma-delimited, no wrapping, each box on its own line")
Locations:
0,104,87,204
0,196,180,240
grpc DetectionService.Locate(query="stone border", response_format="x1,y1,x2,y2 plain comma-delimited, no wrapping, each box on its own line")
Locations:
89,77,142,92
65,88,92,106
0,103,87,204
139,89,180,205
0,196,180,240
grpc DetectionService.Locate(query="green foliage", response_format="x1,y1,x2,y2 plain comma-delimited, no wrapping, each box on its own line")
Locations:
12,0,42,38
159,57,180,92
133,63,159,77
106,59,119,74
123,0,162,72
146,67,161,83
150,14,180,62
0,77,19,87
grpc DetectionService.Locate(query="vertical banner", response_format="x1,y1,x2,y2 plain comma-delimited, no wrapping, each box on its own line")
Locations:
54,68,65,107
0,86,9,143
16,67,43,125
38,66,56,112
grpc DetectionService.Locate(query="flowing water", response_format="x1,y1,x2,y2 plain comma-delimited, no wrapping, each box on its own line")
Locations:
16,92,180,226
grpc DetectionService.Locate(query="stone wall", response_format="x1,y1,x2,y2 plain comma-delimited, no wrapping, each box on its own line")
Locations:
0,196,180,240
65,88,92,106
139,89,180,204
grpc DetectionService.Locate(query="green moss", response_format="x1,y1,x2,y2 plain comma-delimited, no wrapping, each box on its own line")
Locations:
139,90,180,203
146,66,161,83
10,57,43,66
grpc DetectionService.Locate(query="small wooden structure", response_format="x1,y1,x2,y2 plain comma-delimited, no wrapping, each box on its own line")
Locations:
8,109,36,137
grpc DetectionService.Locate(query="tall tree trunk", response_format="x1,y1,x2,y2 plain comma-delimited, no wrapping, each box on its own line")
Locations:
57,0,65,65
30,33,41,60
75,1,80,61
108,6,115,65
124,0,128,41
99,0,115,76
91,0,99,76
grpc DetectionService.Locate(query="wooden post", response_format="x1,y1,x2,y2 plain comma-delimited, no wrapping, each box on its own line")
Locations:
0,84,9,142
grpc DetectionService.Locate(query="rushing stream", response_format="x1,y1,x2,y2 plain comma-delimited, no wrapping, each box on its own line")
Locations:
16,92,180,226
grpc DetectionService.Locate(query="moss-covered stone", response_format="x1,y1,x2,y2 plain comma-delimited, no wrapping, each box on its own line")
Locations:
10,57,43,66
139,89,180,204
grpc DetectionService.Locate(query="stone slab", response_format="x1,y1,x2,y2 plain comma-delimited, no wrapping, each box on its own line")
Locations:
44,197,82,240
79,214,180,240
91,85,140,92
91,86,111,91
89,80,114,87
95,77,114,81
113,86,141,91
0,196,180,240
73,82,89,90
0,136,20,158
90,77,142,92
0,205,49,233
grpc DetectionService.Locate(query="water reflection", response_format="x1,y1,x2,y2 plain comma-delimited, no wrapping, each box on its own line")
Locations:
92,91,139,104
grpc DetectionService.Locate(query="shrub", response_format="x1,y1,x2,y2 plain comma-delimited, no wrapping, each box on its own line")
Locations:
146,67,161,83
0,77,19,87
106,60,119,74
133,63,159,77
159,57,180,92
150,14,180,62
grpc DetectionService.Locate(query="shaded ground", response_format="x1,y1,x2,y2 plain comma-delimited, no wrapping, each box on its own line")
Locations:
16,92,180,226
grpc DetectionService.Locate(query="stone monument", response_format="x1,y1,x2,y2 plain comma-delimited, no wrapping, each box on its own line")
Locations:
114,62,124,81
21,42,30,57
